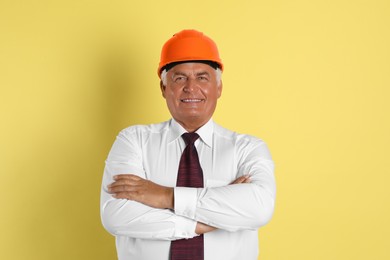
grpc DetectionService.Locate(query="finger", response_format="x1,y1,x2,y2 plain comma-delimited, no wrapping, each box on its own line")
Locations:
231,175,251,184
109,179,140,186
108,183,142,193
242,174,252,183
233,176,244,184
109,176,146,188
242,177,251,183
231,176,246,184
112,192,135,200
114,174,141,181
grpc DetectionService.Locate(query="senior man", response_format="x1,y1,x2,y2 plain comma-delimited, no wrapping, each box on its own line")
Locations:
101,29,276,260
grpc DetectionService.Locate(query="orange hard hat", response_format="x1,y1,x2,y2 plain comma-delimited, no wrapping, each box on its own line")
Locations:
157,29,223,77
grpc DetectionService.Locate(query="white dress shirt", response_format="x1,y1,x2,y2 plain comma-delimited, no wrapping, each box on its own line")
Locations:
101,118,276,260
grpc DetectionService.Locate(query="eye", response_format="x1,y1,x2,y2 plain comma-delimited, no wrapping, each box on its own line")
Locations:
174,76,187,83
197,76,209,82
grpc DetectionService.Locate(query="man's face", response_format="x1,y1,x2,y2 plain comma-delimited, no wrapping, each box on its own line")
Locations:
160,62,222,129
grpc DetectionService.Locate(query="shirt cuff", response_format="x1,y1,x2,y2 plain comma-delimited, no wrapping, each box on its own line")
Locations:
174,187,198,220
173,215,198,239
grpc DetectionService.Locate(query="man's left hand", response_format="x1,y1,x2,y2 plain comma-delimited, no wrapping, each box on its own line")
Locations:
108,174,174,209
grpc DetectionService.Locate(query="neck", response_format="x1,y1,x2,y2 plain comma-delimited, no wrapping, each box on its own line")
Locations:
175,117,210,133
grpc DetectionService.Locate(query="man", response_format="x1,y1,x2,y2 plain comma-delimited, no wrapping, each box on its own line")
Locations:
101,29,276,260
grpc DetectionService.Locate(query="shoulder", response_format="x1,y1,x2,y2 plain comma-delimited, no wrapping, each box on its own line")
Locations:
118,121,170,141
213,122,265,145
213,122,272,159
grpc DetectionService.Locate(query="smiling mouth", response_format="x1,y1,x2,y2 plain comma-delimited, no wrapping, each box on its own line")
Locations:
180,98,204,103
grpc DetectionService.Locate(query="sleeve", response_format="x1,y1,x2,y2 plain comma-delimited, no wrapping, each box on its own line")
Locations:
100,129,198,241
174,138,276,232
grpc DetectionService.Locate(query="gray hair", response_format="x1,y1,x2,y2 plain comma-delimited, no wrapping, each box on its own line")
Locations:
161,67,222,86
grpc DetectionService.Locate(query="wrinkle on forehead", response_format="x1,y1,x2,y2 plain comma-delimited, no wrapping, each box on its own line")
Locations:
171,70,211,78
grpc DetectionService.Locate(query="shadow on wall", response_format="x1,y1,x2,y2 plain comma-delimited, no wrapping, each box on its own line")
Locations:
25,44,144,259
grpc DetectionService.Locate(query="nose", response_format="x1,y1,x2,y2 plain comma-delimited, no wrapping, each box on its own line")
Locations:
183,78,197,93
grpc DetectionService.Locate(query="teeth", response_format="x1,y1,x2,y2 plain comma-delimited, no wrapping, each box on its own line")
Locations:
181,99,202,102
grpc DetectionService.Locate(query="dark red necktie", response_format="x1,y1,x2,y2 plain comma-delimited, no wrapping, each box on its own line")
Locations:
170,133,204,260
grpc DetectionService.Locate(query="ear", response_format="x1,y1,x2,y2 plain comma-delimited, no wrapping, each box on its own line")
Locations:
160,81,166,98
217,80,223,98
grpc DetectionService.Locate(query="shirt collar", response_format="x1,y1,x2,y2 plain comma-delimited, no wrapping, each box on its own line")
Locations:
168,118,214,148
196,118,213,147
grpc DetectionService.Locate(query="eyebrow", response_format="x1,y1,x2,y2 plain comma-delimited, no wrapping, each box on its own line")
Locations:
172,71,211,77
172,72,188,77
195,71,211,77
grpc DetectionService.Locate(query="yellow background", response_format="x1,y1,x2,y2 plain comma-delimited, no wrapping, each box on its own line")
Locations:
1,0,389,259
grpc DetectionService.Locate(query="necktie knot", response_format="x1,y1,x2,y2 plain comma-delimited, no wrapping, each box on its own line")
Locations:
182,132,199,145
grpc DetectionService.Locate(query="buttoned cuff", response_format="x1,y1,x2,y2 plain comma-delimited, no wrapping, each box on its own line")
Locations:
174,187,198,220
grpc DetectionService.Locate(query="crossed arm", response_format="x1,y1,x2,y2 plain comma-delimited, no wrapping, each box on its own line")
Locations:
101,131,275,240
107,174,251,234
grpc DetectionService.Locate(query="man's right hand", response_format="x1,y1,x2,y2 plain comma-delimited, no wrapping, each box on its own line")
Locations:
195,174,252,234
230,174,251,184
